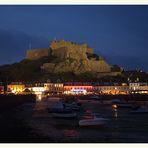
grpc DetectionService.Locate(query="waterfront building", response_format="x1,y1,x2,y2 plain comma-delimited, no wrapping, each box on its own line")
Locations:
44,83,63,94
0,82,4,94
5,81,148,96
129,82,148,94
30,87,45,95
63,82,93,95
7,82,25,94
129,82,140,90
25,83,45,95
94,83,129,95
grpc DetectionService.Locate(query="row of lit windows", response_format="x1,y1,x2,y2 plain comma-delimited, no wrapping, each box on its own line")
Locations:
64,87,93,90
95,87,129,90
129,83,139,86
44,84,63,87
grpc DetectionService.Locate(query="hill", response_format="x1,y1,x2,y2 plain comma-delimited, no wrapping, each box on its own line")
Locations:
0,40,125,83
27,40,116,75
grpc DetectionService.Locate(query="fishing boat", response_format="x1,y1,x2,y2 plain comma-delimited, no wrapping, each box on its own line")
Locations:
79,113,109,127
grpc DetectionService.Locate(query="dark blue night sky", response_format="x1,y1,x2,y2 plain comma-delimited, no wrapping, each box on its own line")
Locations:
0,5,148,71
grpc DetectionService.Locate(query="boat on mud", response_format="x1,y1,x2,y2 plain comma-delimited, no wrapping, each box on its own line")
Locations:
47,101,72,113
79,113,109,127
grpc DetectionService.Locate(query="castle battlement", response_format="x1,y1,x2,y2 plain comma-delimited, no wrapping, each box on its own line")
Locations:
50,40,93,54
26,40,94,60
26,48,51,60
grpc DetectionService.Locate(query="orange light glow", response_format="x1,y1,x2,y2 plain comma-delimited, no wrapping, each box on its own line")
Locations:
112,104,118,109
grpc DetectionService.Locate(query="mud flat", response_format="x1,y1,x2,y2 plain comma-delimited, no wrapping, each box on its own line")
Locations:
0,94,36,142
27,97,148,143
1,95,148,143
0,94,36,112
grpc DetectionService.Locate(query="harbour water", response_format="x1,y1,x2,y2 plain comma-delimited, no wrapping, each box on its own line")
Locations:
26,97,148,143
0,96,148,143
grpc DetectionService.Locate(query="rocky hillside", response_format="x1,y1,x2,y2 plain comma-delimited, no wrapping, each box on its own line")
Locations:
0,40,123,83
0,57,101,83
39,40,112,74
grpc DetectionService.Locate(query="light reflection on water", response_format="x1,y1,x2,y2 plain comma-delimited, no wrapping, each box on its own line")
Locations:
113,110,118,119
112,104,118,120
36,94,44,101
63,129,79,138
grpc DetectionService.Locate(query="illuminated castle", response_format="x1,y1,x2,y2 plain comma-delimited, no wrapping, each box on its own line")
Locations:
26,40,120,76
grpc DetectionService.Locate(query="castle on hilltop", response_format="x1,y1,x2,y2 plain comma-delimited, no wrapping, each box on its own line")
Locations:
26,40,121,76
26,40,93,60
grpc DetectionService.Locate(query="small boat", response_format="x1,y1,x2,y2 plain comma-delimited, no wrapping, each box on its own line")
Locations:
131,106,148,113
79,113,109,127
52,112,77,118
48,101,72,113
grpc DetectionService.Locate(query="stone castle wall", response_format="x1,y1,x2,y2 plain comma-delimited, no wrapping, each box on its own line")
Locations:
51,47,69,60
26,40,93,60
50,40,93,60
89,59,111,73
26,48,51,60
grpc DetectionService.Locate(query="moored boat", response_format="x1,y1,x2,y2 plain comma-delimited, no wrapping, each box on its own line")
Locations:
79,113,109,127
47,101,72,113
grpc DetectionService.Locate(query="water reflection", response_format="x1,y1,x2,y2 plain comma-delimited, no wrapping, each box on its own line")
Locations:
36,94,43,101
112,104,118,119
63,129,79,138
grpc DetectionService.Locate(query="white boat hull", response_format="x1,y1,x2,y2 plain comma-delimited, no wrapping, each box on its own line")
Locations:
79,118,108,127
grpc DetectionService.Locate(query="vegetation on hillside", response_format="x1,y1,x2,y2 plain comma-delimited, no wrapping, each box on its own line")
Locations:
0,56,148,84
0,56,50,83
